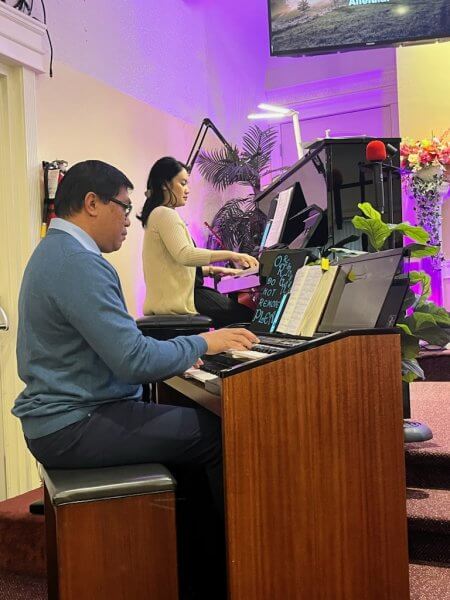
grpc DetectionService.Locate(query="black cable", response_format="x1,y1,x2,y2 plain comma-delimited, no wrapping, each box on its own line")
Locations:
7,0,53,77
45,28,53,77
35,0,53,77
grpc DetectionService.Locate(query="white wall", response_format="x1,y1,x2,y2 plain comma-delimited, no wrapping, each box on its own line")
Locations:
36,60,209,316
264,48,399,168
33,0,209,125
200,0,271,140
32,0,274,139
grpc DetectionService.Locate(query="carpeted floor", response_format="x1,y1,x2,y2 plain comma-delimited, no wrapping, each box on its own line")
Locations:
406,381,450,569
409,563,450,600
1,565,448,600
406,382,450,490
409,383,449,465
0,571,47,600
0,488,45,577
0,380,447,599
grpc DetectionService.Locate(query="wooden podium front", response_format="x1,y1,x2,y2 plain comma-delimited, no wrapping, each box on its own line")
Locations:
161,331,410,599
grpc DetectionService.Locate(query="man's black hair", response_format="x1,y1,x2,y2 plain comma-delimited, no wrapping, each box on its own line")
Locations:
55,160,134,217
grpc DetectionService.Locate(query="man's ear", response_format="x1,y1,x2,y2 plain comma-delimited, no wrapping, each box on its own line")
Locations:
84,192,99,216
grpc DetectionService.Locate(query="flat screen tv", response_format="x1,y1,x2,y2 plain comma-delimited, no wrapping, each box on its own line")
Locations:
268,0,450,56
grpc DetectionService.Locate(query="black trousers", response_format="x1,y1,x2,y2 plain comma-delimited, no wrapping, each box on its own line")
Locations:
194,286,254,329
26,399,225,599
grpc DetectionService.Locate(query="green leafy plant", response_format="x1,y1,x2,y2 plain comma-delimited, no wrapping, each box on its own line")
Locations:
352,202,450,382
197,125,278,252
197,124,277,195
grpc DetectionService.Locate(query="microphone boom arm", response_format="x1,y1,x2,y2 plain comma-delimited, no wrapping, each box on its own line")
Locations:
186,118,233,173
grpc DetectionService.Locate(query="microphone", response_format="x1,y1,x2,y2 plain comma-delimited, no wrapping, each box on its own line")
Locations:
365,140,387,213
386,143,398,157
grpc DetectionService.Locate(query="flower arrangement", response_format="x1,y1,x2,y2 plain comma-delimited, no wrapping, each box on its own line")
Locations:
400,131,449,270
400,131,450,173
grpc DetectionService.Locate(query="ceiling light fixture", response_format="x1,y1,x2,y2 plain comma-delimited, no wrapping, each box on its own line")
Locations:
248,103,304,160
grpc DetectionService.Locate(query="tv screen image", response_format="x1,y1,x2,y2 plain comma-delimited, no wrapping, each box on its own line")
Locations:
269,0,450,56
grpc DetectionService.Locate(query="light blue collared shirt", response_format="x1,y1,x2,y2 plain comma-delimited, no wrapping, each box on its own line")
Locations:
49,218,101,255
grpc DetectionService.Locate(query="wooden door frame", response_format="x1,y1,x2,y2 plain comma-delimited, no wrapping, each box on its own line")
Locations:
0,59,42,499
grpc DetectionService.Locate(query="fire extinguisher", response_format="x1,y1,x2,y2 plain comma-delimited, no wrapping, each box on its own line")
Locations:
41,160,68,237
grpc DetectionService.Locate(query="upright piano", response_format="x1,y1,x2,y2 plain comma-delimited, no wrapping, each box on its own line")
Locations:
218,136,403,295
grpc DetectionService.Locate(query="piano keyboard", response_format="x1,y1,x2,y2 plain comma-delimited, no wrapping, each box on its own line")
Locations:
183,337,309,392
184,367,219,383
216,272,260,294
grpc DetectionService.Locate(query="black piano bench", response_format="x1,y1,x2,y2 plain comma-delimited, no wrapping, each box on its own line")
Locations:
43,463,178,600
136,313,213,340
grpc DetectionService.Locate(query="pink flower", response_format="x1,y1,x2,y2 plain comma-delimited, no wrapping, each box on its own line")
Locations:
439,149,450,165
419,150,433,165
401,132,450,170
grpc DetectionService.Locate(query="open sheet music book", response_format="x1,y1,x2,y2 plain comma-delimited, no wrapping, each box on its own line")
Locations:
276,265,345,337
264,188,293,249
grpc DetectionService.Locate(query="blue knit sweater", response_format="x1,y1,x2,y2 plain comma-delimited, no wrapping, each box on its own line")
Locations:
13,228,207,439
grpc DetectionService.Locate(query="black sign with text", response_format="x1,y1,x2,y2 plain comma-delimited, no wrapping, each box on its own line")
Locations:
250,250,310,333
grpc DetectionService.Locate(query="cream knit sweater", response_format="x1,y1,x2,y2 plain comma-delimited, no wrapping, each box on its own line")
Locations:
142,206,213,315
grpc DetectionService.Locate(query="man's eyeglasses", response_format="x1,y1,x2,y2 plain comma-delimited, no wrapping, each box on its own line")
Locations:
109,197,133,217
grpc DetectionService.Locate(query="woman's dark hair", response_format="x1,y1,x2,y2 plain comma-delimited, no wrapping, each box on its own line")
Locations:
137,156,187,227
55,160,133,217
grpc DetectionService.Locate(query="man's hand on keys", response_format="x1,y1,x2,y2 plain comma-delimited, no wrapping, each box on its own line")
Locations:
199,328,259,355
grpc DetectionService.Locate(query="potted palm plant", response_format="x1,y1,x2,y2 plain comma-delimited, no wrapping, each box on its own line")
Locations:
197,124,278,254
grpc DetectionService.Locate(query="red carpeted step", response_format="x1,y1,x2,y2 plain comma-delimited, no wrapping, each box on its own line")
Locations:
418,350,450,382
406,382,450,490
0,488,45,577
407,488,450,535
407,487,450,566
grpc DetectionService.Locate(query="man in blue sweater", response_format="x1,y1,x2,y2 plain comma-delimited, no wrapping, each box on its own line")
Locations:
13,159,257,599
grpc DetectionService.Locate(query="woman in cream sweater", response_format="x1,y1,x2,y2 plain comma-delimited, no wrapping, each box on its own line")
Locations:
138,157,259,327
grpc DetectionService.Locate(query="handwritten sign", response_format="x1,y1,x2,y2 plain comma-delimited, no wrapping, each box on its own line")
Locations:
251,252,304,332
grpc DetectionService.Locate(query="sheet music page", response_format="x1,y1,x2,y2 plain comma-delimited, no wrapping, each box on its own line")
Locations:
276,267,307,334
276,266,323,335
264,188,292,249
299,266,340,337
